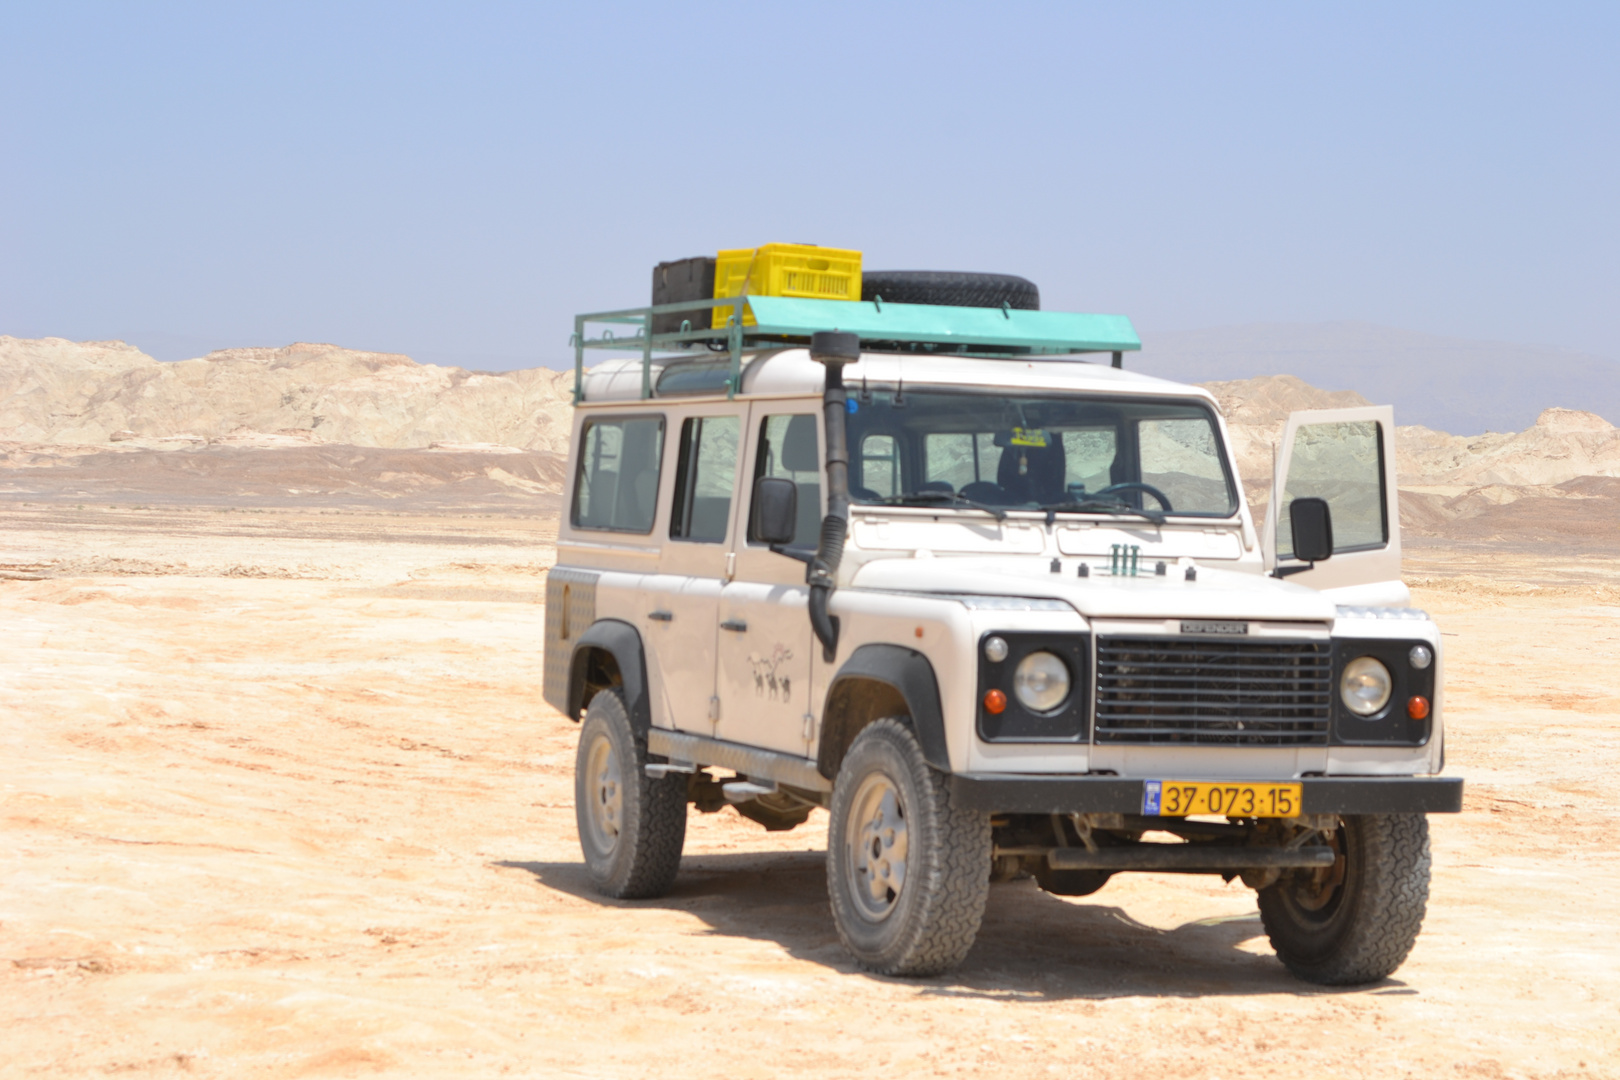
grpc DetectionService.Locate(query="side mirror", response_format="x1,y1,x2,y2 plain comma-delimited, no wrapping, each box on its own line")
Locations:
1288,497,1334,564
751,477,798,546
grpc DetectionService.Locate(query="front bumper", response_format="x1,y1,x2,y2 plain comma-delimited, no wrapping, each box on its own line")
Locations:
951,774,1463,815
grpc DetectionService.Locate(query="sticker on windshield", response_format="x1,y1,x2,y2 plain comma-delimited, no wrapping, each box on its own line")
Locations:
1009,427,1049,448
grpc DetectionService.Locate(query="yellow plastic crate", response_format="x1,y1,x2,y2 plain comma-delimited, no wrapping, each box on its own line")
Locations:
712,243,862,327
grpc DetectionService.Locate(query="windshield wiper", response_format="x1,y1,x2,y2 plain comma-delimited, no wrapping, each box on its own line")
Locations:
878,491,1008,520
1037,498,1165,526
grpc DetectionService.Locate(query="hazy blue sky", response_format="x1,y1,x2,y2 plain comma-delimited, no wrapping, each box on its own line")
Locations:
3,2,1615,371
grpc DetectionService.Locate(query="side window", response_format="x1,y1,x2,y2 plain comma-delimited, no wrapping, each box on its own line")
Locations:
924,432,998,491
1138,418,1234,515
669,415,740,542
858,433,899,498
1277,420,1386,557
1060,428,1117,494
571,415,665,533
749,414,821,546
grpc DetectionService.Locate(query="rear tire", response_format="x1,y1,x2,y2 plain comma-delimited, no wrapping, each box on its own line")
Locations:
1257,814,1431,985
574,689,687,899
861,270,1040,311
826,719,991,976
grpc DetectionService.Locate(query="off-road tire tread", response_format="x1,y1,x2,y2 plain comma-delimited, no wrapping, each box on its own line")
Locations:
860,270,1040,311
1259,813,1430,985
827,719,991,976
575,690,687,900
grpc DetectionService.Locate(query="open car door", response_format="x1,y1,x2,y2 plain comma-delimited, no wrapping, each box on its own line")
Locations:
1262,405,1407,606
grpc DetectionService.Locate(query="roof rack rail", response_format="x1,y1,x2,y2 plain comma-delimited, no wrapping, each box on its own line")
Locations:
570,295,1140,403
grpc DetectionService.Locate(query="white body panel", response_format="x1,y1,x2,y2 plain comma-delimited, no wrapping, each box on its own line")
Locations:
553,349,1444,786
851,558,1338,623
640,573,722,732
716,580,815,754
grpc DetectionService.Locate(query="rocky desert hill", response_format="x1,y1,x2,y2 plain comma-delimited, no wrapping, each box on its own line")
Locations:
1202,374,1620,488
0,336,575,453
1137,320,1620,436
1203,373,1620,544
0,337,576,511
3,336,1618,546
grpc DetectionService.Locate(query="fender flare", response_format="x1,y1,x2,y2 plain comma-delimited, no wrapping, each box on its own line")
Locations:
567,619,652,736
820,643,949,777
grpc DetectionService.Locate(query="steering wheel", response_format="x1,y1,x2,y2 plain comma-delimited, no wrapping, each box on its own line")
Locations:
1094,482,1173,512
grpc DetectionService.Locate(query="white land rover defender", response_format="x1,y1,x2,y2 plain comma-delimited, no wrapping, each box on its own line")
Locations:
543,269,1461,985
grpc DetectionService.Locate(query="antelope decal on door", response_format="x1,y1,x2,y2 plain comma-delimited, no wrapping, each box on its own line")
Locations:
749,644,794,702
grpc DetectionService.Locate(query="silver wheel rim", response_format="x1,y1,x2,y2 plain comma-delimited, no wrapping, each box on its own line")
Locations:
582,731,623,855
844,771,909,922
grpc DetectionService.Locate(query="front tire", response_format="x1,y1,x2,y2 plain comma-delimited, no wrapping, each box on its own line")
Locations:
574,689,687,899
1257,814,1431,985
826,719,991,976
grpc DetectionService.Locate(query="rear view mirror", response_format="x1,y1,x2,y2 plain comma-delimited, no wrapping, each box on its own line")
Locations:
752,477,798,545
1289,497,1334,564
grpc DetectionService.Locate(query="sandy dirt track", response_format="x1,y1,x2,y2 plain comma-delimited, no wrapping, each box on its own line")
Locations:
2,502,1618,1079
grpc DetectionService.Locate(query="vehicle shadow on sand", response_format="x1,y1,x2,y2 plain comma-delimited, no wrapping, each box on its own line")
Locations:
496,850,1408,1001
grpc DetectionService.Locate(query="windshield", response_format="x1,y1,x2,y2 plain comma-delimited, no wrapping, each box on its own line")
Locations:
844,389,1238,517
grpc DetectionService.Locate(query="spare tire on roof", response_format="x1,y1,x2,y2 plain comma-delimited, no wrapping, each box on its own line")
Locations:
860,270,1040,311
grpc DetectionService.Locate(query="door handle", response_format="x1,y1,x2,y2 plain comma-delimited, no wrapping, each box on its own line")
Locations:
647,610,673,622
719,619,748,633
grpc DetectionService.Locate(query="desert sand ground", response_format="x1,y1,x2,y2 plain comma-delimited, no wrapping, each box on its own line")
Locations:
2,478,1618,1079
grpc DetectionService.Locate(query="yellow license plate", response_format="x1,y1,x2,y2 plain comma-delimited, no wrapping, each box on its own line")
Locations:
1143,780,1302,818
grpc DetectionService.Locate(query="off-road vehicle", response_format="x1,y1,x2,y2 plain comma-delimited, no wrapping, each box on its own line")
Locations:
543,265,1460,984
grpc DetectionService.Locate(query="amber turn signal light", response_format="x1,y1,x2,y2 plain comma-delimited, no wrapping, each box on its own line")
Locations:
983,689,1007,714
1407,695,1430,720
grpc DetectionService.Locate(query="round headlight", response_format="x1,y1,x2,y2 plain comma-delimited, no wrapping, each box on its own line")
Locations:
1013,651,1070,713
983,636,1009,663
1409,644,1433,670
1340,657,1393,717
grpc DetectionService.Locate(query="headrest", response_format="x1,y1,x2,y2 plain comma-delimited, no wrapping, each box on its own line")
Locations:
781,414,820,473
996,439,1066,498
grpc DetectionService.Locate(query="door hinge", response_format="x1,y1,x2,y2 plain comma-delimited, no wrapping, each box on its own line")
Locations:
802,713,816,743
708,695,720,723
724,551,736,580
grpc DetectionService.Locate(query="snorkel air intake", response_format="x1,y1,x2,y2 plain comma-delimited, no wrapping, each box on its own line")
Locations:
807,331,858,662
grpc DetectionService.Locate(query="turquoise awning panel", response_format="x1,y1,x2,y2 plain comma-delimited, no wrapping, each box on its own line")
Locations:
743,297,1140,353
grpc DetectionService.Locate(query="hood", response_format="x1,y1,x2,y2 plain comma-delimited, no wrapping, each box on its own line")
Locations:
848,557,1337,622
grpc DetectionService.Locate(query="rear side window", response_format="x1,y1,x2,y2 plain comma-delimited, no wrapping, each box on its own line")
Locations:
572,415,665,533
749,414,821,546
670,415,741,542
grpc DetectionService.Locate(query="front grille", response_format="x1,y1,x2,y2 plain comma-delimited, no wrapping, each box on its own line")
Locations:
1095,636,1332,747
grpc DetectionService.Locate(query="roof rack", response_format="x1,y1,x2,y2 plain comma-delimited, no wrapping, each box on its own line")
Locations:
570,295,1141,403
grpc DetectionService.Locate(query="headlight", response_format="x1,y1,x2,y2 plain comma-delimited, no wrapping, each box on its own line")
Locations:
1013,651,1070,713
1340,656,1393,717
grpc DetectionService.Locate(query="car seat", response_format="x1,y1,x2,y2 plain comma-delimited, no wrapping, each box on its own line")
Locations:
994,439,1066,505
778,415,823,544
